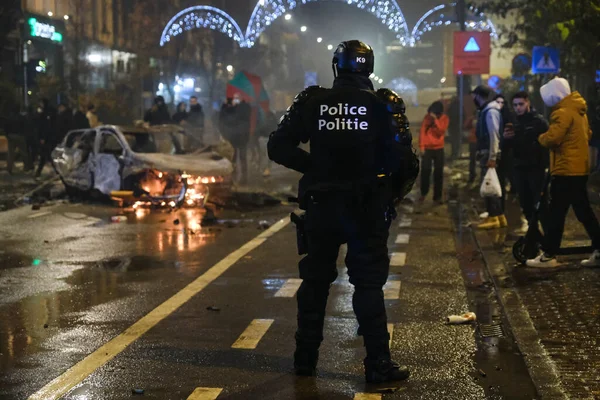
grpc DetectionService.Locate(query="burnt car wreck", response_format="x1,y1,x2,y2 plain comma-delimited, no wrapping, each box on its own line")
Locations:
51,125,233,207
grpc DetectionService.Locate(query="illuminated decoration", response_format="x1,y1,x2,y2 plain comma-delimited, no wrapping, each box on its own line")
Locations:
245,0,411,47
411,3,497,45
35,60,47,73
159,1,495,49
28,17,63,43
160,5,245,46
386,77,418,106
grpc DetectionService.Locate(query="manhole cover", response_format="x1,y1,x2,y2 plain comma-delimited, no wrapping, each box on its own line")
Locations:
478,323,505,338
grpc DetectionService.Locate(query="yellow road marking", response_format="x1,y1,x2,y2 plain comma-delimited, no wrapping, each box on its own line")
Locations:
384,280,402,300
390,252,406,267
27,211,52,219
274,278,302,297
231,319,274,349
388,323,394,348
395,234,410,244
27,218,290,400
187,387,223,400
354,393,382,400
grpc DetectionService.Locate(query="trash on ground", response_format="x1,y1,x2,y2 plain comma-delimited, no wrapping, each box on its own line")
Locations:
259,220,271,230
132,388,145,395
206,306,221,312
446,312,477,324
110,215,128,223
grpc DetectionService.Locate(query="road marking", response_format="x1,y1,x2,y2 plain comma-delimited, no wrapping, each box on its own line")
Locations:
187,387,223,400
398,218,412,228
27,218,290,400
27,211,52,219
354,394,381,400
388,323,394,348
390,252,406,267
384,280,402,300
274,278,302,297
232,319,274,349
395,234,410,244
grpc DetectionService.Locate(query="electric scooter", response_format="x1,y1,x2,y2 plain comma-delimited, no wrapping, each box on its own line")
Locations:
512,172,594,264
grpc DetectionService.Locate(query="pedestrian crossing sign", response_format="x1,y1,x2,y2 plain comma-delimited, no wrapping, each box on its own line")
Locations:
463,37,481,52
532,46,560,74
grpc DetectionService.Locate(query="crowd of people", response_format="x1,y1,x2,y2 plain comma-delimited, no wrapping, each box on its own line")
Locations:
1,99,99,178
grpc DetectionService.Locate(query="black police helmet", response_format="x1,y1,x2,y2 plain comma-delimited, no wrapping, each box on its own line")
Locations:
332,40,374,77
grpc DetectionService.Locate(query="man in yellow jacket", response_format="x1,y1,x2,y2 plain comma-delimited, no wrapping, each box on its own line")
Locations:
526,77,600,268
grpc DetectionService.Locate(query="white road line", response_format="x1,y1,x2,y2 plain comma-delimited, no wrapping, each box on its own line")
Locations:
384,280,402,300
395,234,410,244
398,218,412,228
187,387,223,400
27,218,290,400
231,319,274,349
390,252,406,267
27,211,52,219
274,278,302,297
388,323,394,348
354,394,382,400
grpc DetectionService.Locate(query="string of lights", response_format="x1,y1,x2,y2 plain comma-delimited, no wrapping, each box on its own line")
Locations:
160,2,497,50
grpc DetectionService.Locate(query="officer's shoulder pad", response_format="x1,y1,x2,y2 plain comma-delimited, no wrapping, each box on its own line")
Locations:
376,88,406,114
294,86,326,103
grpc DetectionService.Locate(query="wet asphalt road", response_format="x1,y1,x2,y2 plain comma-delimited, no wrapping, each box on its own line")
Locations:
0,178,539,399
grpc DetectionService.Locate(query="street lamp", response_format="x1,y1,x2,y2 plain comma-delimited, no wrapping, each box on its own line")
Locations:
440,77,447,84
284,14,292,21
327,44,333,50
317,37,322,43
226,65,233,72
300,26,307,32
63,15,69,20
47,11,53,17
378,78,383,84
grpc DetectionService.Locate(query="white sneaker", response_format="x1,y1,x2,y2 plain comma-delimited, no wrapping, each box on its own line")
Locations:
526,253,559,268
514,218,529,235
581,250,600,267
479,212,489,220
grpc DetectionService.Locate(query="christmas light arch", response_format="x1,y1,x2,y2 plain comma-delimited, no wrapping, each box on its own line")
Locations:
159,5,245,46
411,3,498,43
244,0,411,48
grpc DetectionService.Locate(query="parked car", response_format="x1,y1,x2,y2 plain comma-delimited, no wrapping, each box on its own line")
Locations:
51,124,233,206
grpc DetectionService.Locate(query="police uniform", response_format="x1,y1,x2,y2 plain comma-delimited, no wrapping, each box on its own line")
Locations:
268,40,417,383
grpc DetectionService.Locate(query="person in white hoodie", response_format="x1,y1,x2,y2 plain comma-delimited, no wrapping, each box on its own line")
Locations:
526,77,600,268
471,85,508,229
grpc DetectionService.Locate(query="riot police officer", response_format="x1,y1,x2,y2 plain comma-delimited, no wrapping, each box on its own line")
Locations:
268,40,418,383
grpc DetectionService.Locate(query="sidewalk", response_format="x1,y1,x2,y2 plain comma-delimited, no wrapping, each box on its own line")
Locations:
451,157,600,399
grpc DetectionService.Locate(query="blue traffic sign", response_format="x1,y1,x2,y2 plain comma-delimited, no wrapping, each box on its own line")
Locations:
596,70,600,83
532,46,560,74
463,37,481,52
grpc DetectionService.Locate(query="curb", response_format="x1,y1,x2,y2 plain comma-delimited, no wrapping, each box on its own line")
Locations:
468,206,568,399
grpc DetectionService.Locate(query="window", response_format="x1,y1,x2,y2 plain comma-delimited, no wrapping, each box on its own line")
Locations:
116,59,125,73
99,133,123,155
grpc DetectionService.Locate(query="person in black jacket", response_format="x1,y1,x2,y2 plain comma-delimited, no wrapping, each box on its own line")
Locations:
144,96,171,126
35,98,57,178
503,91,549,233
268,40,417,384
172,102,188,124
72,104,91,130
56,103,73,145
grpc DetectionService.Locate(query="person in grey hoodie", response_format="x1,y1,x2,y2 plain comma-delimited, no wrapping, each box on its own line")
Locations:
526,77,600,268
472,85,507,229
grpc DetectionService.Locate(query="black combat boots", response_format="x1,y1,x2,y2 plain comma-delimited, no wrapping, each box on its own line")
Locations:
364,357,410,383
294,347,319,376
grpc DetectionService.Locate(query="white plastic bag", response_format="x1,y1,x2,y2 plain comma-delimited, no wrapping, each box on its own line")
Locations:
480,167,502,198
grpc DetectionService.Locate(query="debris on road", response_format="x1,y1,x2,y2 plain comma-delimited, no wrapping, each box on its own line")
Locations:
206,306,221,312
478,368,487,377
110,216,127,223
258,220,271,230
446,312,477,324
131,388,145,395
173,219,180,225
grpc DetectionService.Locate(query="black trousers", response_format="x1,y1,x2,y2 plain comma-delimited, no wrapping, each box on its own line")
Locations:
35,140,55,177
420,148,444,201
543,175,600,255
296,192,391,361
7,135,33,173
513,166,545,223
